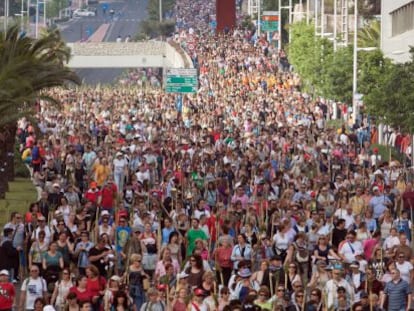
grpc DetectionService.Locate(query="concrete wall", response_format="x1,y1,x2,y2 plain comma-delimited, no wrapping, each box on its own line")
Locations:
66,41,193,68
381,0,414,63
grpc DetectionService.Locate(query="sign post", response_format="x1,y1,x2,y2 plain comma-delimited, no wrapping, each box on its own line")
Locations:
261,11,279,32
165,68,198,94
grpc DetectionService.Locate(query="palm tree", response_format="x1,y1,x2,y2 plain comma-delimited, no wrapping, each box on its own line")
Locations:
357,19,380,48
0,25,80,197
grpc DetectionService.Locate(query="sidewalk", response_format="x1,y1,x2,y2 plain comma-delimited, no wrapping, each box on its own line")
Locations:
85,23,110,42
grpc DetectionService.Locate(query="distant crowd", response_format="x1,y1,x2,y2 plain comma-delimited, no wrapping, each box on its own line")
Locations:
0,0,413,311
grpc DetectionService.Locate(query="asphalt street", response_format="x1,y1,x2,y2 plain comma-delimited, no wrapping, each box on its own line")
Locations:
60,0,149,84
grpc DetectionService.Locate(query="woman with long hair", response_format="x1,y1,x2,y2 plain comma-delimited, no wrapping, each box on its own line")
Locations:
43,241,64,292
126,253,148,311
29,230,49,275
85,265,106,310
213,238,233,287
69,275,93,303
51,268,74,311
112,290,129,311
166,231,182,265
140,222,159,277
185,254,204,289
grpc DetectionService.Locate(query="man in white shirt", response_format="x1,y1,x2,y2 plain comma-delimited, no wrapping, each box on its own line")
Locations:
324,268,355,309
339,230,363,264
20,266,47,310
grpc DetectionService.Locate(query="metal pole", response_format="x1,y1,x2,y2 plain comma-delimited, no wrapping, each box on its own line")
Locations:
43,0,46,26
288,0,292,42
314,0,318,35
306,0,310,24
257,0,261,36
35,0,39,38
321,0,324,36
279,0,282,50
352,0,358,125
5,0,9,33
27,0,30,32
159,0,162,22
21,0,24,30
333,0,337,51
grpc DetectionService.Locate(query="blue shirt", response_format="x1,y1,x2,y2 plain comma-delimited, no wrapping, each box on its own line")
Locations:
384,278,411,310
116,226,131,252
369,195,391,219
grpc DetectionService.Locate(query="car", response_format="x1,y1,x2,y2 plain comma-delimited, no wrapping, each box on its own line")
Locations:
73,8,96,17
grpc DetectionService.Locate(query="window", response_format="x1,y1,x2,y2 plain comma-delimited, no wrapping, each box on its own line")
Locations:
391,1,414,36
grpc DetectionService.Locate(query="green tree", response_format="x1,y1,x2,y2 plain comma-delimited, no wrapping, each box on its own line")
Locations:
320,44,353,103
288,21,334,96
363,49,414,133
0,26,80,195
357,19,380,48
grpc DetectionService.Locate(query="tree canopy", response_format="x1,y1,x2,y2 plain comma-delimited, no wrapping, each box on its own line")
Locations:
0,25,80,126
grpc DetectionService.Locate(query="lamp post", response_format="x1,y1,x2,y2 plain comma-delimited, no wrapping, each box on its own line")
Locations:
278,0,292,51
159,0,162,22
351,0,358,125
257,0,261,36
3,0,9,34
35,0,39,37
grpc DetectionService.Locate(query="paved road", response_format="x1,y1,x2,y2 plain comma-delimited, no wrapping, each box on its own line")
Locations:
60,0,149,85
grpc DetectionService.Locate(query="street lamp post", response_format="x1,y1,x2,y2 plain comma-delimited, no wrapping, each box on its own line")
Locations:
278,0,292,51
257,0,261,36
159,0,162,22
352,0,358,125
35,0,39,37
3,0,9,34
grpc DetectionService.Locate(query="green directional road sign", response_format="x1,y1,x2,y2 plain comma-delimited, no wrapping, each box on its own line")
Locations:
261,11,279,32
165,68,198,94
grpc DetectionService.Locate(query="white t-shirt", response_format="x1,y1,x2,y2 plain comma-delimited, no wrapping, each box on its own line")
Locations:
396,261,413,283
339,241,363,263
113,158,127,174
21,277,47,309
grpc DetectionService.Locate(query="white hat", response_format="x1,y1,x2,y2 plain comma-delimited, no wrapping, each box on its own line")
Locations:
43,306,56,311
101,210,110,217
52,183,60,188
0,270,9,276
110,275,121,282
116,152,123,157
178,271,189,279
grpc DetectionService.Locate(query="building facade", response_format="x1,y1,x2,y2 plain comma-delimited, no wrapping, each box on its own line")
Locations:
381,0,414,63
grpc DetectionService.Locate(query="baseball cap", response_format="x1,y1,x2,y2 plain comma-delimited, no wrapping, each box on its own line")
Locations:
0,270,9,276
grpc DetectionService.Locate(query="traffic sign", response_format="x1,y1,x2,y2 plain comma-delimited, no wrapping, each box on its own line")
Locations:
262,11,279,32
165,68,198,94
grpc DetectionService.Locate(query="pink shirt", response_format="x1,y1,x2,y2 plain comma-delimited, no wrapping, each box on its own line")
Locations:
363,238,378,260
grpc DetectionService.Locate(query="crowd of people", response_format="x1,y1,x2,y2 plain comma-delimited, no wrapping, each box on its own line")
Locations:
1,0,414,311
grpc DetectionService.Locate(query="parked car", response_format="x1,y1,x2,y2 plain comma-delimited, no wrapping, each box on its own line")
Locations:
73,8,96,17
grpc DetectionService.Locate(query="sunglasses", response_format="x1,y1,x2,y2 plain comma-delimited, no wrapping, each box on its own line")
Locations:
277,289,285,292
297,295,304,298
31,270,39,272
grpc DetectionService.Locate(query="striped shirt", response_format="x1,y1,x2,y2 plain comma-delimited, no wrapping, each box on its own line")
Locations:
384,278,411,311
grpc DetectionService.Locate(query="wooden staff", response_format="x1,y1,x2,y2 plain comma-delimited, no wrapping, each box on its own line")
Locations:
93,206,100,244
269,272,274,296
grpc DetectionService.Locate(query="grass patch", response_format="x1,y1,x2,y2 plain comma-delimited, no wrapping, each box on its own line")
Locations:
0,178,37,228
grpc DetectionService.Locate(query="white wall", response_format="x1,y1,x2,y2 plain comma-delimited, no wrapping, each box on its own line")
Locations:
66,41,193,68
381,0,414,63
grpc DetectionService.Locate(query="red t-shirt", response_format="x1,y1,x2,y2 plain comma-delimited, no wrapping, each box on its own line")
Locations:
101,185,117,209
87,277,106,298
0,282,15,309
69,286,92,302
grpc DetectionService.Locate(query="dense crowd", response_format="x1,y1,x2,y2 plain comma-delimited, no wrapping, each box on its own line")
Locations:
0,0,414,311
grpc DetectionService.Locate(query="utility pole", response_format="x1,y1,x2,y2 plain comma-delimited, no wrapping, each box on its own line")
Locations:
352,0,358,124
257,0,261,36
159,0,162,22
334,0,337,51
